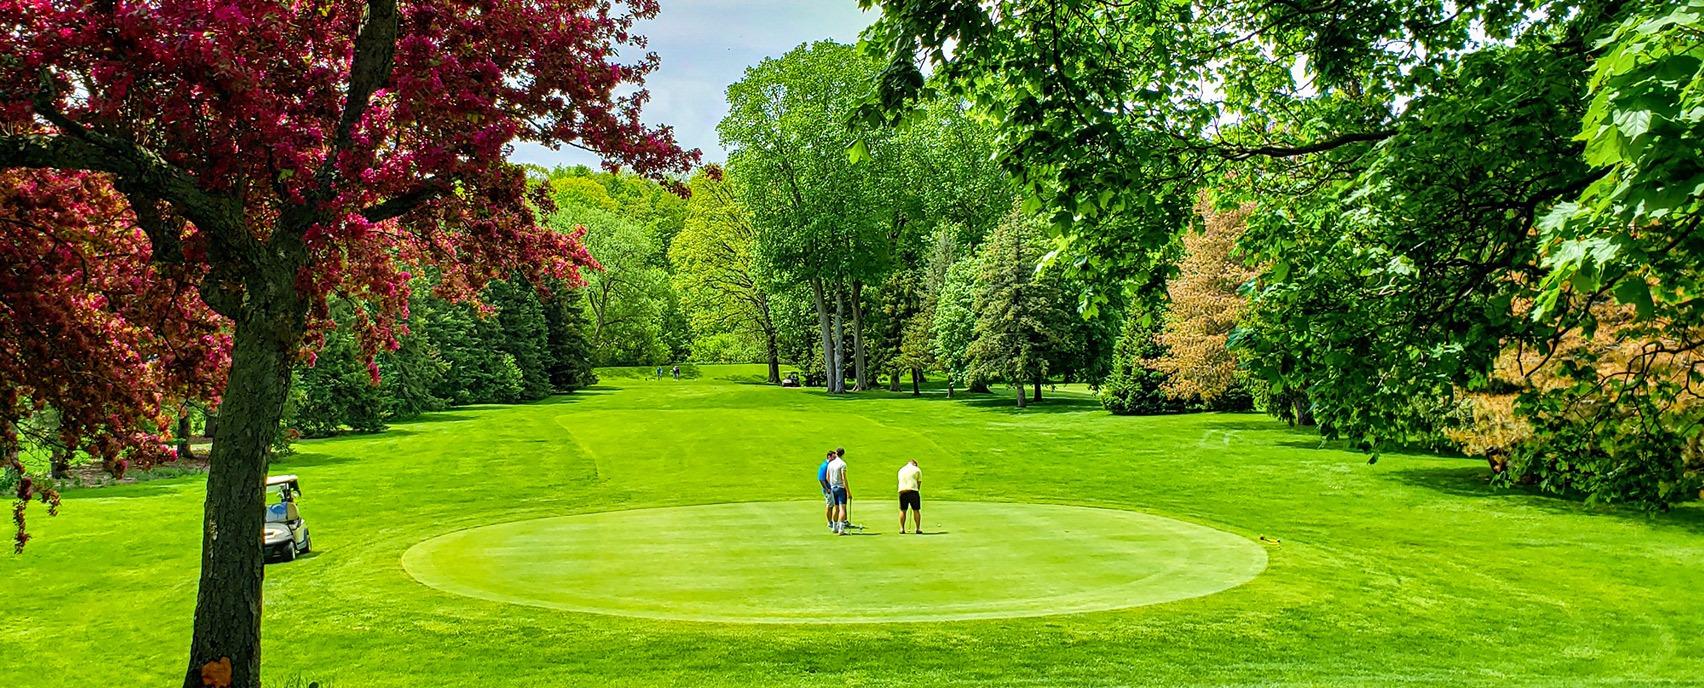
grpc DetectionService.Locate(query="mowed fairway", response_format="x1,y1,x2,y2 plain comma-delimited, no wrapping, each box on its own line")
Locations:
3,364,1702,687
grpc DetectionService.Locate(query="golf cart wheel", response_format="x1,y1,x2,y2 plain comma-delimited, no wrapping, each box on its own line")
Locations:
300,534,311,553
283,542,297,562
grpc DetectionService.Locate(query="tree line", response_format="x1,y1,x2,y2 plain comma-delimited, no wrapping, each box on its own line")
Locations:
857,0,1704,510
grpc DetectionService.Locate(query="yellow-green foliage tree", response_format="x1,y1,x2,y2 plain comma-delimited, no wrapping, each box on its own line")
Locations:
671,171,782,382
1150,196,1257,408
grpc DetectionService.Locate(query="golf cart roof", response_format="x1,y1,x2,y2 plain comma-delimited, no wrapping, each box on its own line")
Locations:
265,474,299,488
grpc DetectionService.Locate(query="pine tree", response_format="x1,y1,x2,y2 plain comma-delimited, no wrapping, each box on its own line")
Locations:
965,209,1071,408
289,326,387,437
1099,307,1185,415
542,282,599,392
419,298,526,405
486,277,555,401
378,315,448,421
1151,196,1258,410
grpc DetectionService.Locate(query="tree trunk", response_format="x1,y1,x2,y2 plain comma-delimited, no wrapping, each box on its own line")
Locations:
763,328,781,385
183,275,303,688
809,277,836,393
177,406,195,461
49,443,73,480
969,380,991,394
888,369,901,392
831,289,846,394
48,412,72,479
911,368,921,396
1015,382,1027,408
850,280,866,391
1033,379,1042,402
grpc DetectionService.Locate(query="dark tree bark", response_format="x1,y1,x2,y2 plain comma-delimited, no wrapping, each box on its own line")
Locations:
889,369,901,392
183,233,307,688
176,405,195,461
910,368,921,396
809,277,837,393
850,280,866,391
831,289,847,394
1015,382,1027,408
763,328,781,385
1033,379,1042,402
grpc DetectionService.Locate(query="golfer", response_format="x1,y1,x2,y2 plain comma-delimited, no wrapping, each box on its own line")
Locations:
834,447,860,531
897,459,922,534
817,450,836,532
826,448,850,535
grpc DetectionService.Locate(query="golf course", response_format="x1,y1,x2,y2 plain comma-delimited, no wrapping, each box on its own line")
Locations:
4,365,1700,686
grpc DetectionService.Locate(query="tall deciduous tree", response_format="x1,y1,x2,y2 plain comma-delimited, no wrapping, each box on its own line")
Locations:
0,2,694,685
672,170,782,382
720,41,891,393
933,255,982,394
859,0,1702,507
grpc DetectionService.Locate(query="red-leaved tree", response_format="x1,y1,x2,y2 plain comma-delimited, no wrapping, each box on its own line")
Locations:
0,1,696,686
1,168,231,550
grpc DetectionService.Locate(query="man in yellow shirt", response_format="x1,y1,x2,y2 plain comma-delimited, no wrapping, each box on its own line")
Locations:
897,459,922,534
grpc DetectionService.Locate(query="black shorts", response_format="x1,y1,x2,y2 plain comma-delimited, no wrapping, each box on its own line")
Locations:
899,490,921,511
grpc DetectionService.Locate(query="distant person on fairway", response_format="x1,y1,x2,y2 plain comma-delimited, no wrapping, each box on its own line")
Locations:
672,365,681,380
897,459,922,534
655,366,663,380
826,448,850,534
818,450,836,532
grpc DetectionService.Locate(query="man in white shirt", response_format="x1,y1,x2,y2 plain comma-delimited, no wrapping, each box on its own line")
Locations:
825,449,850,535
897,459,922,534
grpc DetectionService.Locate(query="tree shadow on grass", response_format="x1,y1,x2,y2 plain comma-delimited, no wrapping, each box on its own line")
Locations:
815,386,1107,415
1383,463,1704,536
269,451,360,470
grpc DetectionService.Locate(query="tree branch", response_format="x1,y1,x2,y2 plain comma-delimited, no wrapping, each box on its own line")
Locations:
360,179,447,223
1216,129,1395,160
0,133,254,263
319,0,399,194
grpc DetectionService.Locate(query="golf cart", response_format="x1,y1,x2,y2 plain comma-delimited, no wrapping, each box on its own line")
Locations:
780,372,801,388
263,474,311,562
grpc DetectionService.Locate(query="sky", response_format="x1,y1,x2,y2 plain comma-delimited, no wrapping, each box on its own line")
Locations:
511,1,878,171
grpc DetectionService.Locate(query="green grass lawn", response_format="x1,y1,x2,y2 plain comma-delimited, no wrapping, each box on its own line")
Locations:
4,364,1702,686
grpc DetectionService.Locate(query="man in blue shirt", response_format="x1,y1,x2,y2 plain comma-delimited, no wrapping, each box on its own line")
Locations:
817,450,836,532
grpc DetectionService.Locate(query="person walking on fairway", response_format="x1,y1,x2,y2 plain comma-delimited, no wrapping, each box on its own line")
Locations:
654,366,663,380
817,450,836,532
672,365,681,380
826,448,850,534
897,459,922,534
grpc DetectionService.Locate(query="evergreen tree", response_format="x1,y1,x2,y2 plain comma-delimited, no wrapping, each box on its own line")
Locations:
486,278,555,400
289,326,387,437
965,210,1072,408
419,298,526,405
1100,308,1185,415
542,283,599,392
377,315,448,421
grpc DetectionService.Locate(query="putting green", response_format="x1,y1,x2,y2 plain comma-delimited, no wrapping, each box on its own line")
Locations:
401,501,1266,623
